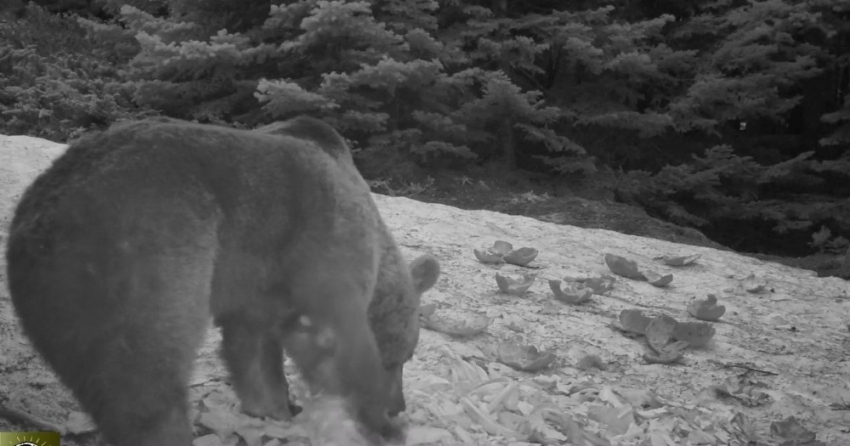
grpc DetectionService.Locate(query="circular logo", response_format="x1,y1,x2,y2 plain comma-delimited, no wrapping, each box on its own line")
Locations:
1,432,60,446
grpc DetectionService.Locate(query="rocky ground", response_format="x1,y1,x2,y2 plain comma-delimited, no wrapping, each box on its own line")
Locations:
370,165,848,279
1,135,848,446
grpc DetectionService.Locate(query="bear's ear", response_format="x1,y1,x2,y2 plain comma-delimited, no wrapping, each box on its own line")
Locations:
409,254,440,294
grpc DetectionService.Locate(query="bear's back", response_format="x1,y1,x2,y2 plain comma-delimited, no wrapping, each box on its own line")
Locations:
10,119,368,246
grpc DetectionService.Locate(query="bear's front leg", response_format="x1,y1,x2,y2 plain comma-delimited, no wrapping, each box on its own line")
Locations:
218,314,300,419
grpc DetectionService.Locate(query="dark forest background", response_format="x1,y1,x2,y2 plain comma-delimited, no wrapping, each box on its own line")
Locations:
1,0,848,268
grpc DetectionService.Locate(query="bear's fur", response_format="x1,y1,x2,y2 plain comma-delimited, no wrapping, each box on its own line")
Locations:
257,117,436,414
5,116,440,446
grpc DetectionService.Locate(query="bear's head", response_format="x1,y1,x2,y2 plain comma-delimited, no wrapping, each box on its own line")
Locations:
369,250,440,416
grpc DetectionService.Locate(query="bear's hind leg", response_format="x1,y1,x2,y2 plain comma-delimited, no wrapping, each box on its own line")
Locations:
57,253,214,446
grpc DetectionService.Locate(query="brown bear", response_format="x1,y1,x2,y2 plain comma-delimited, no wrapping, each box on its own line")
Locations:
5,116,440,446
256,116,436,416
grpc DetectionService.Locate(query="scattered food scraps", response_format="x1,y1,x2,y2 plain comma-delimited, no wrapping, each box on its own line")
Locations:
646,314,679,353
497,342,557,372
474,249,504,264
495,273,536,295
421,312,492,338
672,321,716,348
474,241,538,267
504,247,539,267
604,253,646,280
643,341,688,364
643,270,674,287
619,309,653,335
492,240,513,255
713,377,772,407
577,275,616,294
549,280,594,304
687,294,726,321
742,273,768,293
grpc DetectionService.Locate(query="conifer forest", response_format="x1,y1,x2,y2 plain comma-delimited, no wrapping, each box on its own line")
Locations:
1,0,849,266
